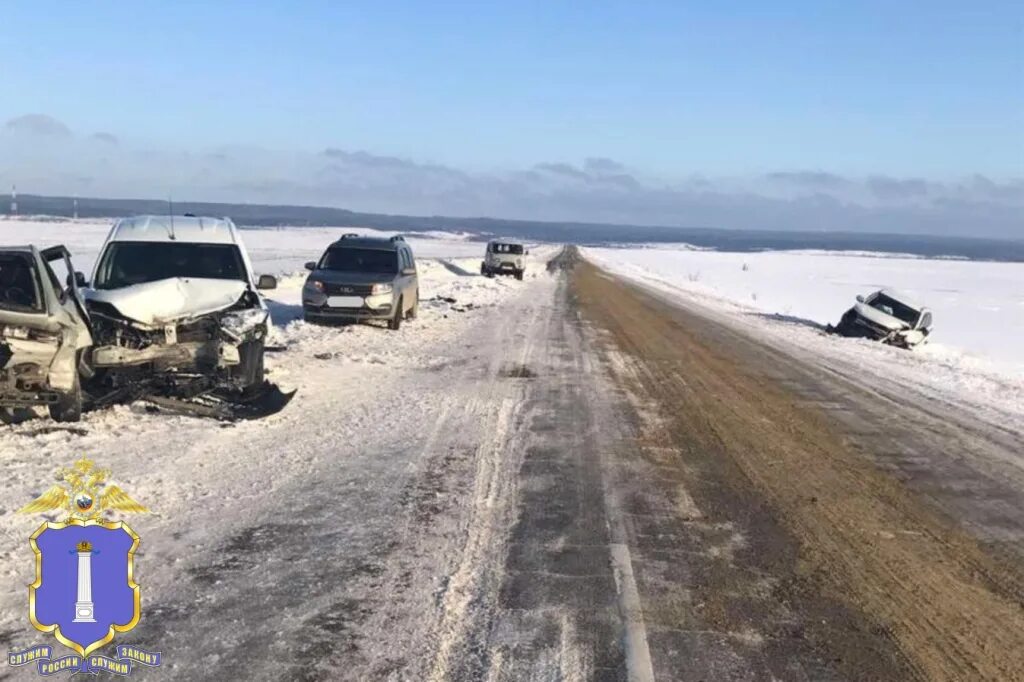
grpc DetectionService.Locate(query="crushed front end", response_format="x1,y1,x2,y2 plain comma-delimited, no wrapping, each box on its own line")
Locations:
0,247,92,421
85,282,291,419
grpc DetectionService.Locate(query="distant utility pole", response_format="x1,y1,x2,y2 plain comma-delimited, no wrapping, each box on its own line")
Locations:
73,196,79,220
9,185,17,216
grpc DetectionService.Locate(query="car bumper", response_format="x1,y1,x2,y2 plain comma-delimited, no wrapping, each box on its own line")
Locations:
303,303,395,321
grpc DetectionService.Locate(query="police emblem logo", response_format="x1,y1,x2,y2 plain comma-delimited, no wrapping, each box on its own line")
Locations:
7,458,162,676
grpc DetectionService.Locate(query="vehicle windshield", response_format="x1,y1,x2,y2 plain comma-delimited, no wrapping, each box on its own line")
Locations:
491,243,524,255
93,242,247,289
318,248,397,274
868,294,920,325
0,253,42,312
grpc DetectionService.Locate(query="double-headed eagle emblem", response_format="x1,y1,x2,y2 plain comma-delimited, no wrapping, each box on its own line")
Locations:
17,458,148,521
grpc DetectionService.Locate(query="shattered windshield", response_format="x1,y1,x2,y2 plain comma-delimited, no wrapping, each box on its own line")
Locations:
491,243,524,254
93,242,247,289
319,248,397,274
0,253,43,312
869,294,919,325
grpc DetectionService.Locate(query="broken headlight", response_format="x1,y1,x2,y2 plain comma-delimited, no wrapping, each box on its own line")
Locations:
220,308,270,342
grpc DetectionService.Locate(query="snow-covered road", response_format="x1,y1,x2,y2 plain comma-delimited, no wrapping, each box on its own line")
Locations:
0,224,567,679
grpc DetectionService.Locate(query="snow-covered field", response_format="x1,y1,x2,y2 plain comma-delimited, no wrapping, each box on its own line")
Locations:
584,245,1024,426
0,216,488,277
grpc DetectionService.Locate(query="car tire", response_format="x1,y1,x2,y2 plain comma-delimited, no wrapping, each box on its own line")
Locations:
49,365,83,423
515,270,524,281
388,297,403,330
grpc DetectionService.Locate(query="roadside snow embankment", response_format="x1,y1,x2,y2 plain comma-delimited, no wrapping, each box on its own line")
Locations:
584,246,1024,426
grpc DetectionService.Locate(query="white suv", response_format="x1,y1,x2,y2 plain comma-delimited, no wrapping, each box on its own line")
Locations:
84,215,281,404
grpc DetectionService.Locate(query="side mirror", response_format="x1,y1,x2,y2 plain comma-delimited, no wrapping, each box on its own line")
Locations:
304,261,316,271
855,295,865,303
402,267,416,276
257,274,277,290
68,271,88,288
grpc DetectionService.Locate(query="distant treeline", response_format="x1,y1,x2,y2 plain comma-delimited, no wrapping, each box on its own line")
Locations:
6,193,1023,262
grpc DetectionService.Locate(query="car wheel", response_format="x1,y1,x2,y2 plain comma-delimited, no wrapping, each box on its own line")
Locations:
515,270,524,281
388,297,403,330
407,290,419,320
49,366,83,423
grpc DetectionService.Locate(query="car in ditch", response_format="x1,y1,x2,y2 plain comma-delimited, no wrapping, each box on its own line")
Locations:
302,234,419,330
0,245,92,422
83,215,294,418
481,240,526,280
827,287,933,348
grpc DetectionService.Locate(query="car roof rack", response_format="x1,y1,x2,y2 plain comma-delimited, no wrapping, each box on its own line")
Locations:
341,233,359,238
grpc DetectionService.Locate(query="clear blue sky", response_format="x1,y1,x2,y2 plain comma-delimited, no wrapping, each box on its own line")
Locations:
2,1,1021,178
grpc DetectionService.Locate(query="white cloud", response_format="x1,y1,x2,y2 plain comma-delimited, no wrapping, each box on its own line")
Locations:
0,114,1021,238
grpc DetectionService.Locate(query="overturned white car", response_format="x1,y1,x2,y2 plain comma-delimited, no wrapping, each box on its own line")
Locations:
828,288,933,349
83,215,294,418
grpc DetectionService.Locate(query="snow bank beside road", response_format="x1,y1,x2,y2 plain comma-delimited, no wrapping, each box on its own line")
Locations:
584,246,1024,425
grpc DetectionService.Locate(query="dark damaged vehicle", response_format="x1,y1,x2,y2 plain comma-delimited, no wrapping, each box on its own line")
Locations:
0,246,92,422
828,288,933,349
83,215,294,419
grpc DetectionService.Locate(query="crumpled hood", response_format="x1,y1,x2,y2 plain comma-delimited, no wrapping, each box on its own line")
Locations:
87,278,249,326
852,302,909,332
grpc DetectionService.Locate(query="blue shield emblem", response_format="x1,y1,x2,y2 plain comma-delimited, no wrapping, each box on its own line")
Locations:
29,520,140,657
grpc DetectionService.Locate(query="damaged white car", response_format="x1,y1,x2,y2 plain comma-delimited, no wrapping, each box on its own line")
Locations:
0,245,92,422
828,288,933,349
83,215,294,419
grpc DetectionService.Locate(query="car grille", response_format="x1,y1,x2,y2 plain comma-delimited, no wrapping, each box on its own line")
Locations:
325,283,373,296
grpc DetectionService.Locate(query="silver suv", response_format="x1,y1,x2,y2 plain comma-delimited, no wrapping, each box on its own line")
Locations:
303,235,419,330
481,240,527,280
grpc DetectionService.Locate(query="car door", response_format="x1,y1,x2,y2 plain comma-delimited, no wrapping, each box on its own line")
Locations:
40,246,92,346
